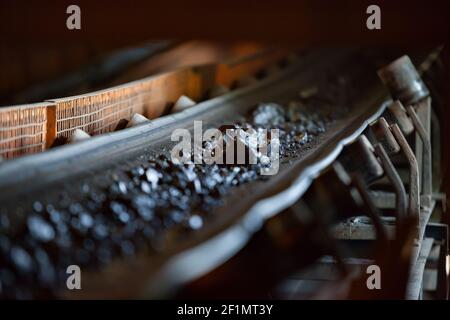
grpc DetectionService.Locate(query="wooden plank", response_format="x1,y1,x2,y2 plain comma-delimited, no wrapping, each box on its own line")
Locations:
0,102,53,159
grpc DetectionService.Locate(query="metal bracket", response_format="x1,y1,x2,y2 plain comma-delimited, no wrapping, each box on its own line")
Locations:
374,144,407,226
406,102,432,209
391,124,420,217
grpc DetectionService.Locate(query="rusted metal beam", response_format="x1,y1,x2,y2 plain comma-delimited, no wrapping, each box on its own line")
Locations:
407,102,433,209
391,124,420,217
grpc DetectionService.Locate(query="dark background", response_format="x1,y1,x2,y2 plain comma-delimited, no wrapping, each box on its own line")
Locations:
1,0,448,47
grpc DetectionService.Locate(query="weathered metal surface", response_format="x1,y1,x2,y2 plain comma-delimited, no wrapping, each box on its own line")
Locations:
338,135,383,184
406,102,432,208
374,144,407,221
378,55,430,106
370,118,400,154
391,124,420,217
406,237,433,300
387,100,414,135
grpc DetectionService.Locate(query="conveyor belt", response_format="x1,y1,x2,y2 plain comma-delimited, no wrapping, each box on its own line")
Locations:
0,49,394,298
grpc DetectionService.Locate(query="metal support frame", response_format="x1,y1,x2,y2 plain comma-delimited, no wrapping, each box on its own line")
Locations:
278,52,445,300
391,124,420,217
406,101,432,209
374,144,407,223
351,173,388,243
424,223,449,299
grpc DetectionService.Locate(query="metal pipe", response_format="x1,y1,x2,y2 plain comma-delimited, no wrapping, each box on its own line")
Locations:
374,144,407,225
391,124,420,217
406,103,432,208
370,117,400,154
378,55,429,106
352,173,388,243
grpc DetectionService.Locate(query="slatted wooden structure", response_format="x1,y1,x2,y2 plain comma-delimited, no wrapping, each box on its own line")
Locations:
0,102,52,159
0,49,289,159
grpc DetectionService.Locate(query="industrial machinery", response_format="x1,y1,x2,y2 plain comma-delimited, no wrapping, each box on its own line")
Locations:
0,44,447,300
